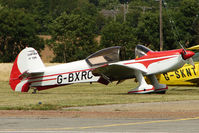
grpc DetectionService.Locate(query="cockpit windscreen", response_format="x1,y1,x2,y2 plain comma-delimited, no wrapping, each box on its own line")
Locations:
86,46,123,67
135,45,153,58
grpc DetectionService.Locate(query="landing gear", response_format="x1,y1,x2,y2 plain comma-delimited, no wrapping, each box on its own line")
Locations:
32,88,38,94
128,71,155,94
147,75,168,94
128,71,168,94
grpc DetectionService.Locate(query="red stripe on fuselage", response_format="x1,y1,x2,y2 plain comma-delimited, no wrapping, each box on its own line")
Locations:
125,56,176,68
27,67,97,84
137,49,182,60
27,50,182,84
29,68,94,80
124,49,182,68
29,78,57,83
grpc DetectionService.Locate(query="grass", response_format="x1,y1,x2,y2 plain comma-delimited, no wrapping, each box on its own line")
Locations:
1,63,199,110
1,80,199,110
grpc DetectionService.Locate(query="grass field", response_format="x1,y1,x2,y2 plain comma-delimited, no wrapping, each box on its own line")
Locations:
1,63,199,110
1,80,199,110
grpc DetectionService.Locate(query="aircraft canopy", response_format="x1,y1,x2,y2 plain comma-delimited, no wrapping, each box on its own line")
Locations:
86,46,125,67
135,45,153,58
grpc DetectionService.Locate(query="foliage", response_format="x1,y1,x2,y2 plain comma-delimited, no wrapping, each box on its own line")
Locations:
177,0,199,47
135,12,159,50
101,21,137,59
98,0,119,10
0,0,198,62
51,13,98,62
0,8,44,62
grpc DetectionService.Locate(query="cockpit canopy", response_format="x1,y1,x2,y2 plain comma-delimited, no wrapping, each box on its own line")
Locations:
86,45,152,67
135,45,153,58
86,46,125,67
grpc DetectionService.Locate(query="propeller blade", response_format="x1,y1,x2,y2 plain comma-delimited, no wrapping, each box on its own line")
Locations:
187,58,195,68
179,43,187,54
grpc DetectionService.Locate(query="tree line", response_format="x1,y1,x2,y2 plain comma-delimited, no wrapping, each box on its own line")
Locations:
0,0,198,62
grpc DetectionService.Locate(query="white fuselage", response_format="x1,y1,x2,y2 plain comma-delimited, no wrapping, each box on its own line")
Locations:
29,60,100,88
110,54,186,76
145,54,186,75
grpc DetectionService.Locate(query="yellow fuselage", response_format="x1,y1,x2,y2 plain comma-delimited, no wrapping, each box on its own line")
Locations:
158,63,199,86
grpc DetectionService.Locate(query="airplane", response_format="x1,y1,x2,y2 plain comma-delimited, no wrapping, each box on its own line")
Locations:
9,47,101,93
9,45,195,94
155,45,199,86
90,45,195,94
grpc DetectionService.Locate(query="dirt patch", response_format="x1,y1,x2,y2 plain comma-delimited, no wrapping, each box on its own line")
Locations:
0,110,198,119
1,100,199,119
65,100,199,112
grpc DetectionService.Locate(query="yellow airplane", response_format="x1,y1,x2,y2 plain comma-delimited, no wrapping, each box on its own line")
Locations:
157,45,199,86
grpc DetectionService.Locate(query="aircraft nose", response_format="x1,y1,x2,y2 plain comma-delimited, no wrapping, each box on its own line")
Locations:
182,50,195,60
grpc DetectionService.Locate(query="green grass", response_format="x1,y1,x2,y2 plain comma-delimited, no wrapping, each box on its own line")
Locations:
1,80,199,110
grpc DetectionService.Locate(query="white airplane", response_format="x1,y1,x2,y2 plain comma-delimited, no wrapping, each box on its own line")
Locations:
9,45,195,94
89,45,195,94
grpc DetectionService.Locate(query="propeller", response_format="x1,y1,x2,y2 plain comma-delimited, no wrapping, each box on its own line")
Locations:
187,58,195,68
180,44,195,68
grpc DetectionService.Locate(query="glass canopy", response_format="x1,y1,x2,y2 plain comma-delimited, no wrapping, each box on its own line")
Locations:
135,45,153,58
86,46,125,67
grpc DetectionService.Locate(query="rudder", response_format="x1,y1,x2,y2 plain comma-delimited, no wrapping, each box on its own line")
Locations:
9,47,45,92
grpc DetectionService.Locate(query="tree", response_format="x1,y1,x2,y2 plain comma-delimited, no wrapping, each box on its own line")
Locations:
126,10,141,28
0,8,44,62
177,0,199,47
98,0,119,10
51,13,98,62
101,21,137,59
72,2,98,17
89,0,99,6
136,12,159,50
119,0,131,4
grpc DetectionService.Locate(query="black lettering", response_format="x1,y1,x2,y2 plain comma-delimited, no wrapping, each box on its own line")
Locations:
32,56,37,59
192,68,196,75
186,68,192,76
57,75,62,84
163,73,170,81
74,72,80,81
81,71,87,80
87,70,93,79
180,69,186,78
175,70,180,78
68,73,74,82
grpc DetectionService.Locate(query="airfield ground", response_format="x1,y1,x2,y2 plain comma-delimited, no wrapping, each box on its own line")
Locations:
0,100,199,119
1,63,199,113
1,63,199,132
0,100,199,132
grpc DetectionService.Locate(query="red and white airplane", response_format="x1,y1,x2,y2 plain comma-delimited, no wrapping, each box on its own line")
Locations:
9,45,195,94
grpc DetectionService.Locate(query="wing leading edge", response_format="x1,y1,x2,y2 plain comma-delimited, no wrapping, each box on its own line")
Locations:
92,62,148,83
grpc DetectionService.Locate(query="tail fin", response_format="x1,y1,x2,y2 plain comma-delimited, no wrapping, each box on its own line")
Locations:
9,47,45,92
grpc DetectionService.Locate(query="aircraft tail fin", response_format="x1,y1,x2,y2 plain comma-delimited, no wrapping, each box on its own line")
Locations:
9,47,45,92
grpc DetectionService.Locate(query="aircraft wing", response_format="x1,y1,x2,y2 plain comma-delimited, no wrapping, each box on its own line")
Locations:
92,62,148,82
188,45,199,50
185,77,199,84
